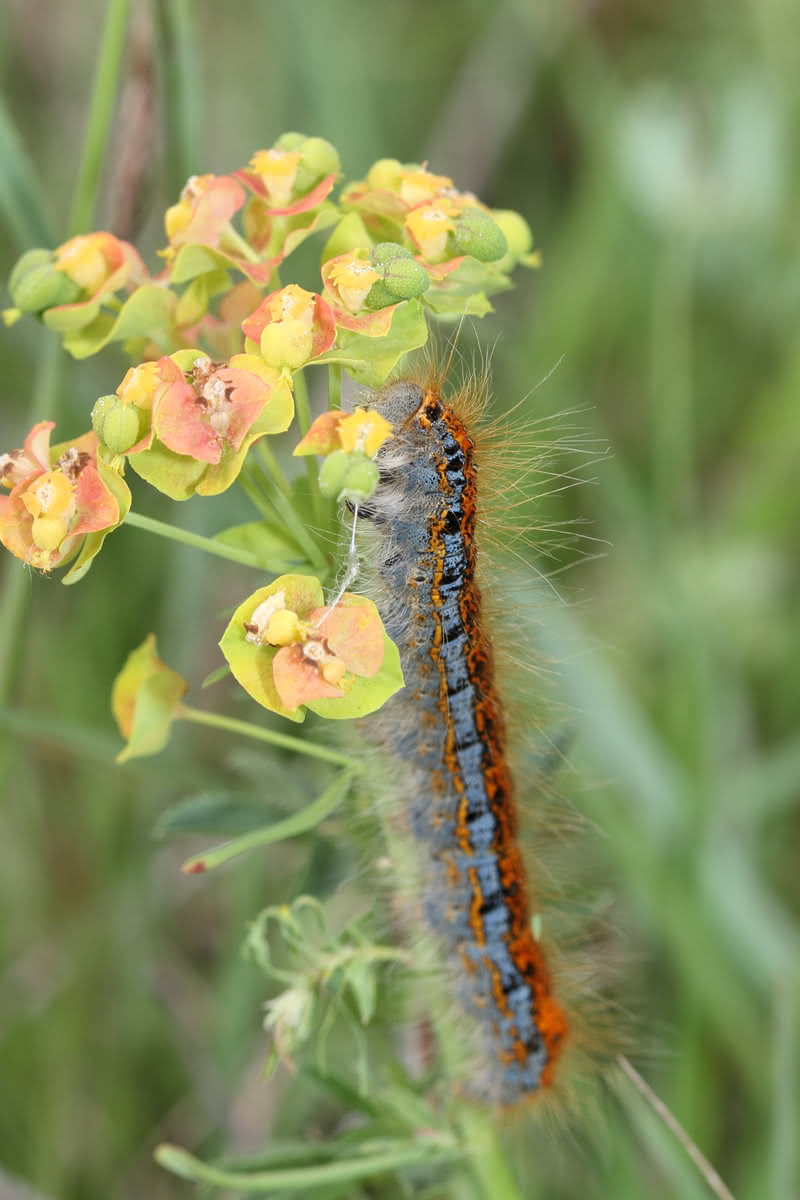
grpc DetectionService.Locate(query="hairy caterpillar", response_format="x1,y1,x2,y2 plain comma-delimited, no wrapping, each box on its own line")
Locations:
354,366,569,1104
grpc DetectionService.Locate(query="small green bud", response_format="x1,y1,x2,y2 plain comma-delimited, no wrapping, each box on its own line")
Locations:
91,394,116,436
371,242,413,266
274,132,306,152
92,394,147,454
340,456,379,504
8,248,52,295
381,256,429,299
318,450,353,499
300,136,340,179
491,209,533,263
293,136,341,195
451,208,508,263
11,263,81,314
366,245,430,307
366,158,404,192
364,280,397,311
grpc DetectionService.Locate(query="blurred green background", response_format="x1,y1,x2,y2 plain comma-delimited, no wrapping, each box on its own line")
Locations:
1,1,798,1197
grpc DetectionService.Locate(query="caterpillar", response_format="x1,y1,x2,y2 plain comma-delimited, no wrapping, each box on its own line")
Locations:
355,367,569,1104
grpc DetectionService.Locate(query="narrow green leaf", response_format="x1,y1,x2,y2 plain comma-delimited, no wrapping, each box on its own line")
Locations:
200,663,231,689
180,768,354,873
344,957,377,1025
67,0,132,235
153,791,278,838
0,97,53,247
154,1138,459,1191
215,519,311,574
155,0,202,194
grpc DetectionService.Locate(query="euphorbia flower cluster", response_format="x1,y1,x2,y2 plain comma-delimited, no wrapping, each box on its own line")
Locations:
0,422,129,580
242,284,336,370
220,575,403,723
3,133,538,724
294,407,393,505
92,350,294,500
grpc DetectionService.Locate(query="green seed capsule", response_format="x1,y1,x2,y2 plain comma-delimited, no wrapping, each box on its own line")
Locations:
451,208,508,263
8,248,52,295
11,263,81,314
340,457,379,504
318,450,353,499
382,256,429,299
91,395,117,436
92,395,147,454
491,209,533,263
364,281,397,311
371,242,414,267
300,137,340,179
274,132,306,152
366,158,403,192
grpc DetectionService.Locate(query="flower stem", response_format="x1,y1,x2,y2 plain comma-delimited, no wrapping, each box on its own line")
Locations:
239,462,328,575
294,367,313,437
180,706,361,770
124,510,262,568
328,364,342,410
154,1140,458,1192
256,438,291,496
455,1108,522,1200
218,227,261,263
293,367,324,525
155,0,201,194
68,0,132,235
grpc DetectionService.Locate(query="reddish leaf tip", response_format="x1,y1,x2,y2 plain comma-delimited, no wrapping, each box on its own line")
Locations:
182,860,207,874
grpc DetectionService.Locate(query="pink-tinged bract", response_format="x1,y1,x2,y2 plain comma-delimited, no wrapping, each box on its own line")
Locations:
220,577,404,723
309,602,385,677
0,425,129,578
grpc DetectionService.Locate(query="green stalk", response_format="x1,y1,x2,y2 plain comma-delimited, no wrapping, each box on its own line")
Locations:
456,1108,522,1200
770,979,797,1200
257,438,292,496
328,363,342,410
294,366,313,436
649,235,696,536
218,227,262,263
155,0,201,192
294,367,325,525
155,1141,458,1191
124,511,262,568
615,1055,736,1200
67,0,132,235
0,95,54,246
180,706,361,770
240,461,328,574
